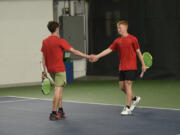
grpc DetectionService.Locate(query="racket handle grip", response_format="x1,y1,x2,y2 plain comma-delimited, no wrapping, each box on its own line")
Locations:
140,71,144,78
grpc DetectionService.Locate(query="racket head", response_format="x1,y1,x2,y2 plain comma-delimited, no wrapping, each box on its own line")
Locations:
41,77,51,95
143,52,152,69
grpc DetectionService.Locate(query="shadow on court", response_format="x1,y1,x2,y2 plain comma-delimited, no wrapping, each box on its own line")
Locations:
0,97,180,135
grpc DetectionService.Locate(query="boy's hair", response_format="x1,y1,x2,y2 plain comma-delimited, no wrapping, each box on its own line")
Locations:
47,21,59,33
117,20,128,27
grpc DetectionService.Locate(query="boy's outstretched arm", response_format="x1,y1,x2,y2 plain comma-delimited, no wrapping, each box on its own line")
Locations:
90,48,113,62
97,48,113,58
136,49,147,77
69,48,90,59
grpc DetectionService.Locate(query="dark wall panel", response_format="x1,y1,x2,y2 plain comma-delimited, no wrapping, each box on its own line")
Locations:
88,0,180,80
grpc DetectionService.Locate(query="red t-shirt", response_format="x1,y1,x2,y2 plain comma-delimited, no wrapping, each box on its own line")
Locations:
41,35,72,73
109,34,140,71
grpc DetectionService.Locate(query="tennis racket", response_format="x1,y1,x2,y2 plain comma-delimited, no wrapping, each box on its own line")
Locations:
40,61,51,95
140,52,152,78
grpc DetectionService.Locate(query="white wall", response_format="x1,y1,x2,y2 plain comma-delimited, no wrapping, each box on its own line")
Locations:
73,59,86,79
0,0,53,86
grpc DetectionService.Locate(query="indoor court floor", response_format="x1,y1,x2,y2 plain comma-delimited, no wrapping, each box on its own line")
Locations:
0,79,180,135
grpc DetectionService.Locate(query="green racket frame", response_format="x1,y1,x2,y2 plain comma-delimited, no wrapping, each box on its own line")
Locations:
40,61,51,95
41,77,51,95
143,52,152,68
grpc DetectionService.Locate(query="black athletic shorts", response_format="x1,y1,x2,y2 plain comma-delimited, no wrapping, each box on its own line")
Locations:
119,70,137,81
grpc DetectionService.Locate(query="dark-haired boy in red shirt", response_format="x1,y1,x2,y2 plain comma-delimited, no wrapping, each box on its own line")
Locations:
41,21,90,120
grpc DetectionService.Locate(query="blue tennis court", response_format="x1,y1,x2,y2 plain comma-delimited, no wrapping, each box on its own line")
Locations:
0,97,180,135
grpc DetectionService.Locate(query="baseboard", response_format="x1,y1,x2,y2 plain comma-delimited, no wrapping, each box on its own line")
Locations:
0,82,41,88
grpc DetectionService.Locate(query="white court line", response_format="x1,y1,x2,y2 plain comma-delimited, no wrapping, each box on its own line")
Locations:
0,99,34,104
3,96,180,111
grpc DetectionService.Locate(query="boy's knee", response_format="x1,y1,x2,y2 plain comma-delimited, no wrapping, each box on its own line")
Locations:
125,81,132,86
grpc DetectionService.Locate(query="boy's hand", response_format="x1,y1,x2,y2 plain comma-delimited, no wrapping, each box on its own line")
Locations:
89,54,99,63
140,64,147,78
142,64,147,72
42,72,47,80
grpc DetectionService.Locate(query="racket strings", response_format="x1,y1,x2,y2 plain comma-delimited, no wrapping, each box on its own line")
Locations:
143,53,152,68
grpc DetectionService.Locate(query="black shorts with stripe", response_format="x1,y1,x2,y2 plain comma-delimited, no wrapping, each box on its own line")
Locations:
119,70,137,81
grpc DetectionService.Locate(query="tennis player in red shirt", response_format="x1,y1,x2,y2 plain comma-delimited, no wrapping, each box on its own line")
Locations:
41,21,90,120
90,20,146,115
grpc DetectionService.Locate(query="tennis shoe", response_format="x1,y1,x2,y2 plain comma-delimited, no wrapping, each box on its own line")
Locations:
49,113,62,121
58,108,66,118
121,106,132,116
130,96,141,111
